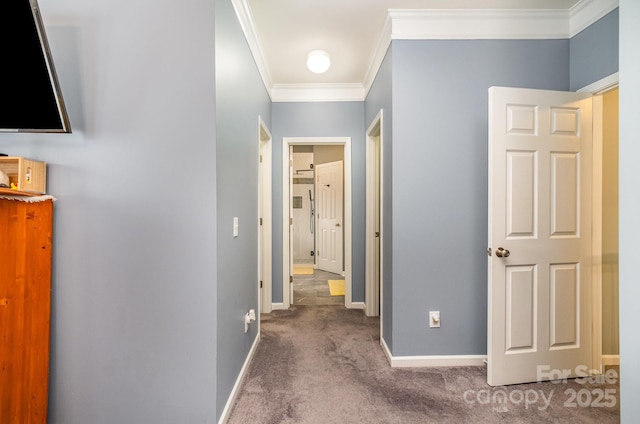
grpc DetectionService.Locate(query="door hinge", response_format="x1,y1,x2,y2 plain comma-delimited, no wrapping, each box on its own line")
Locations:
260,280,263,288
260,217,263,226
289,275,293,283
260,155,263,163
290,217,293,226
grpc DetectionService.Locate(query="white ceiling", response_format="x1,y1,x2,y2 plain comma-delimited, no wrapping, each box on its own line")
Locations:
239,0,614,100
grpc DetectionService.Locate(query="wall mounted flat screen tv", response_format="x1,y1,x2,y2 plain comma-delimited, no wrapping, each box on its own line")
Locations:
0,0,71,133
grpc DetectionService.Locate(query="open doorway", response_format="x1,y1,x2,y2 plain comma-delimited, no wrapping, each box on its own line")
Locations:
291,146,345,305
594,87,619,369
282,137,352,309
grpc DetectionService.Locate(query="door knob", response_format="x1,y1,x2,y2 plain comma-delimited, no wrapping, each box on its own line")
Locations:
335,223,341,227
495,247,510,258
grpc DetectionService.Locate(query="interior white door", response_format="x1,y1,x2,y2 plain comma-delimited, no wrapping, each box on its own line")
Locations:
316,161,343,275
488,87,593,386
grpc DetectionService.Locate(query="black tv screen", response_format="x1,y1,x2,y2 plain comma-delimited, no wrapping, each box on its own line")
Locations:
0,0,71,133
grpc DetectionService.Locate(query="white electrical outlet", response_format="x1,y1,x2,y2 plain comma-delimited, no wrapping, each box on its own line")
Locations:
429,311,441,328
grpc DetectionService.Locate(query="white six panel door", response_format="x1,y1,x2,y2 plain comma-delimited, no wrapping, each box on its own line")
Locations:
316,161,343,275
488,87,593,386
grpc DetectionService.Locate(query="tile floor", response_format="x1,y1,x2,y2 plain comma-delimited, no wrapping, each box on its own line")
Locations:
293,267,345,306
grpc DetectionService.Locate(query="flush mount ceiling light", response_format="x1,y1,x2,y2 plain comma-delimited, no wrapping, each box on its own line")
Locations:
307,50,331,74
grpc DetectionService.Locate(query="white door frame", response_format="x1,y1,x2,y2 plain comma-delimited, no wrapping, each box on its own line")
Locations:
258,116,272,315
282,137,352,309
579,72,620,372
365,109,383,324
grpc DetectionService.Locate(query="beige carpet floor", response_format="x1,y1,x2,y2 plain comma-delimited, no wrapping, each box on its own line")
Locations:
226,306,620,424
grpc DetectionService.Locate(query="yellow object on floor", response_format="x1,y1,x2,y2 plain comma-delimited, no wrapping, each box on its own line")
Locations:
328,280,345,296
294,265,314,275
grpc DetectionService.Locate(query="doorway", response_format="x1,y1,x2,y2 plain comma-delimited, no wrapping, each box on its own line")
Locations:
291,147,345,306
593,87,619,369
282,137,352,309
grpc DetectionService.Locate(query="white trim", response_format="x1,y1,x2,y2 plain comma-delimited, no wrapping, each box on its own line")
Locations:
578,72,620,94
350,302,366,310
602,355,620,366
232,0,618,103
217,333,260,424
363,15,393,97
569,0,619,37
381,338,486,368
389,9,570,40
365,109,383,322
271,83,365,102
381,337,393,364
592,94,604,374
230,0,273,99
390,355,487,368
282,137,352,309
585,73,619,373
271,303,287,310
258,116,273,314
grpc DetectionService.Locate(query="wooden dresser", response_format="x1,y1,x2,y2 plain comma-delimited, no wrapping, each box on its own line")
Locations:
0,190,54,423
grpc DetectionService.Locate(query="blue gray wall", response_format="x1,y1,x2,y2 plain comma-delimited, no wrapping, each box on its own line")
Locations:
364,46,394,347
215,0,271,420
389,39,570,356
619,2,640,422
0,1,219,422
271,102,365,303
570,8,619,91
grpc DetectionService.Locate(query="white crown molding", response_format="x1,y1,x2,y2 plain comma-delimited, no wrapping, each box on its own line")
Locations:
389,9,570,40
271,83,366,102
363,14,392,98
569,0,619,37
234,1,619,103
230,0,273,99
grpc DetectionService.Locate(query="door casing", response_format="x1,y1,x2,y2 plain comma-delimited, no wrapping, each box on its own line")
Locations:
366,110,383,322
258,116,272,315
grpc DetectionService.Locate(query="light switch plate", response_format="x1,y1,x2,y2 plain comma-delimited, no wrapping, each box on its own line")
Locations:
429,311,441,328
233,217,239,238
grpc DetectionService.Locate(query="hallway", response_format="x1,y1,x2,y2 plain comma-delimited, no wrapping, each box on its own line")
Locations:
226,306,620,424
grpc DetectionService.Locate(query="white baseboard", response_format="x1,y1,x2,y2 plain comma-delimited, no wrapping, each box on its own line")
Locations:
350,302,365,310
381,338,486,368
602,354,620,366
381,337,393,364
271,303,287,310
218,333,260,424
